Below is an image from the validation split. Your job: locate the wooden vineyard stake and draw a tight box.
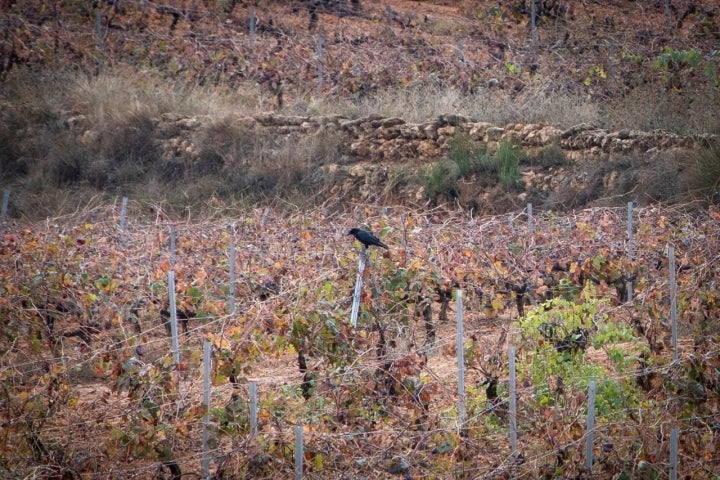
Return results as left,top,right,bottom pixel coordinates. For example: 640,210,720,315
249,381,258,439
585,380,597,469
228,243,236,315
169,225,176,268
668,246,678,361
350,253,366,328
168,271,180,366
294,425,304,480
119,196,128,247
526,203,534,237
670,427,679,480
508,346,517,455
201,341,212,479
0,189,9,226
456,290,466,427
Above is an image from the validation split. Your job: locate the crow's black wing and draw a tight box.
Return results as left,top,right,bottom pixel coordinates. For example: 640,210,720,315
349,228,389,249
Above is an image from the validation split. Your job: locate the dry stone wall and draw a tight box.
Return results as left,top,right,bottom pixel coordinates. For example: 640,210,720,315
155,112,714,163
143,113,718,208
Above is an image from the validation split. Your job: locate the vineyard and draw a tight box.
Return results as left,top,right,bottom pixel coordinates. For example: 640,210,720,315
1,198,719,479
2,0,720,477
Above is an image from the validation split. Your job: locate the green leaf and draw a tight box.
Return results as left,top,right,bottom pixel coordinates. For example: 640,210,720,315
592,255,604,270
186,285,202,302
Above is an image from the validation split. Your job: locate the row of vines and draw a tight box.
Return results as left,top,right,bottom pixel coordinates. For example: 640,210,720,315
3,1,719,99
0,200,718,478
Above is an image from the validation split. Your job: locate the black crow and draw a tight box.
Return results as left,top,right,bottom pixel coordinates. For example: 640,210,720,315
348,228,388,249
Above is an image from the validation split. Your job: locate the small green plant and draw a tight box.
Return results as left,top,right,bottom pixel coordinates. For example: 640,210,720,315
494,139,523,188
654,47,702,70
515,296,645,418
211,398,248,436
448,135,490,177
505,62,521,75
523,143,568,168
703,61,718,86
621,51,644,64
583,65,607,86
419,161,459,201
484,6,505,19
432,137,523,195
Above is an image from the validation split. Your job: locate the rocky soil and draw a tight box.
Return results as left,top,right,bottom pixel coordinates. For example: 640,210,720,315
67,108,717,211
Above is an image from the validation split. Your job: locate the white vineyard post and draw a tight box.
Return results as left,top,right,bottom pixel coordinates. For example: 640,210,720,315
508,346,517,455
316,35,324,94
669,427,679,480
249,381,258,439
627,203,634,256
119,196,128,247
585,380,597,469
170,225,176,269
168,271,181,366
95,5,104,53
201,341,212,480
249,10,256,50
626,280,633,305
0,189,9,226
350,253,366,327
456,290,466,427
530,0,537,46
261,207,270,227
526,203,534,236
626,202,634,302
228,243,236,315
294,425,304,480
668,246,678,361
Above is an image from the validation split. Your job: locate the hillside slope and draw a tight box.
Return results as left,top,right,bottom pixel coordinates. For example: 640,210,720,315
3,0,720,107
1,0,720,217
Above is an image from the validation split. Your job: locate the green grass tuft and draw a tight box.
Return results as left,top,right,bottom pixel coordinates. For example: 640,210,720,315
695,145,720,192
419,161,459,202
494,140,524,188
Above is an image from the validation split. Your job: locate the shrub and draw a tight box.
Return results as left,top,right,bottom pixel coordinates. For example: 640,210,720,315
523,143,568,168
101,113,161,169
654,47,703,70
195,119,257,174
421,137,524,202
694,145,720,193
298,127,346,165
448,134,489,177
0,128,28,180
515,296,645,418
38,113,162,190
419,161,459,202
46,138,95,187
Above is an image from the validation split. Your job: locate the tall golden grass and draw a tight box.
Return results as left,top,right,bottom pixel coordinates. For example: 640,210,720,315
1,66,718,220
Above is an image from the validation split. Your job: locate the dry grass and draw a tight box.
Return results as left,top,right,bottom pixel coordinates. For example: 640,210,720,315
2,65,718,219
67,67,272,123
0,66,274,129
605,83,720,134
291,81,604,128
4,65,715,133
